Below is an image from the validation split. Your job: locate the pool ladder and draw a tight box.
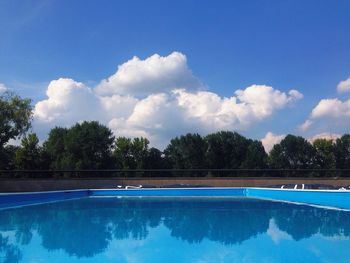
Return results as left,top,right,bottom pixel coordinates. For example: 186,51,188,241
280,184,305,190
117,185,143,189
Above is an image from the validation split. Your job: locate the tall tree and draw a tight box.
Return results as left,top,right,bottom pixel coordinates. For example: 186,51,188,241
130,137,149,169
42,127,68,170
114,137,165,170
241,140,268,169
269,135,315,170
205,131,251,169
0,92,32,169
144,147,165,169
164,133,207,169
114,137,135,169
15,133,41,170
0,92,32,147
334,134,350,169
0,145,18,170
43,122,114,170
312,139,336,169
64,121,115,169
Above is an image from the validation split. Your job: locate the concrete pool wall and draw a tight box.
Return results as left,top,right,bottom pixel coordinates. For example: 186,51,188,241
1,187,350,211
1,177,350,192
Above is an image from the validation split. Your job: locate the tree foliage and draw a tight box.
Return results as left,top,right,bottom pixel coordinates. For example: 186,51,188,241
114,137,166,170
241,140,268,169
114,137,149,169
42,122,115,170
42,127,68,170
144,147,165,169
0,92,32,169
114,137,134,169
205,131,249,169
0,145,18,170
334,135,350,169
164,133,207,169
313,139,336,169
0,92,32,148
204,131,268,170
269,135,315,169
15,133,41,170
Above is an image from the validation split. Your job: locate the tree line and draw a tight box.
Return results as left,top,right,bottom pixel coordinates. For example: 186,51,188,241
1,91,350,176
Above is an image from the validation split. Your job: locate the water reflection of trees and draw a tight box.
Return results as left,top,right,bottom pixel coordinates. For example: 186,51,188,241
0,234,22,263
0,198,350,260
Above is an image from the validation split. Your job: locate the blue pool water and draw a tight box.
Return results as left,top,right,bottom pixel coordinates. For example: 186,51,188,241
1,196,350,263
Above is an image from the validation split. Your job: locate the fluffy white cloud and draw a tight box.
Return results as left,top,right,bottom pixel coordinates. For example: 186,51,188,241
106,86,302,148
108,93,187,147
175,85,301,130
34,78,102,124
0,83,7,93
96,52,202,97
234,86,302,120
300,98,350,131
300,74,350,132
337,76,350,93
32,52,303,149
310,98,350,119
261,132,285,153
100,94,138,120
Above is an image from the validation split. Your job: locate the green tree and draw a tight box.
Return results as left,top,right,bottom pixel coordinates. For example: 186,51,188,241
114,137,162,170
0,92,32,147
114,137,135,169
0,145,18,170
0,92,32,169
15,133,41,170
43,122,114,170
334,134,350,169
42,127,68,170
130,137,150,169
63,121,115,169
241,140,268,169
164,133,207,169
145,147,165,169
312,139,336,169
205,131,251,169
269,135,315,171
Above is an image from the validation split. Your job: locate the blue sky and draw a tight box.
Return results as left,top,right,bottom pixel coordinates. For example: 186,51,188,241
1,0,350,149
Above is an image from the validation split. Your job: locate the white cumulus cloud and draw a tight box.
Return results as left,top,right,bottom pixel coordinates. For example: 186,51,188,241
100,94,138,120
311,98,350,119
337,76,350,93
234,85,302,120
175,85,301,131
96,52,202,97
106,86,302,148
32,52,303,149
300,98,350,132
300,75,350,133
34,78,102,123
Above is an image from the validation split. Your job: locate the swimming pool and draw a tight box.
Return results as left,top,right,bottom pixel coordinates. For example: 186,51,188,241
0,188,349,263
